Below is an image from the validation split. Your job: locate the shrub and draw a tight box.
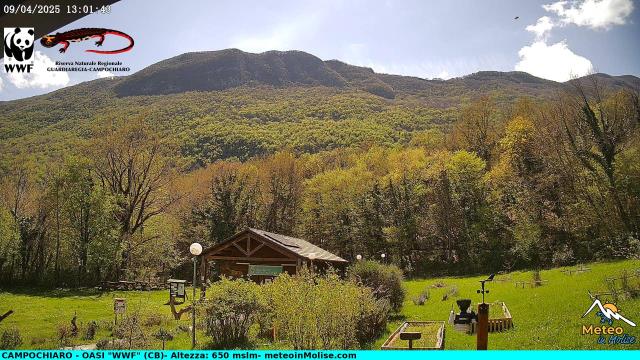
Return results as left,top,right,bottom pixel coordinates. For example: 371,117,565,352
57,324,73,347
348,260,406,312
96,339,126,350
201,278,263,349
412,289,430,305
143,313,166,327
356,296,390,345
264,269,389,349
441,286,458,301
95,339,110,350
0,327,22,350
83,321,98,340
153,328,174,350
113,313,148,349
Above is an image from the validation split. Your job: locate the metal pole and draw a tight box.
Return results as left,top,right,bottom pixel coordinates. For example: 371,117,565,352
192,256,197,348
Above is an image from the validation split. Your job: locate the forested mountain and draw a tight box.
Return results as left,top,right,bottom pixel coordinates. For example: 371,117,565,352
1,49,638,165
1,49,639,286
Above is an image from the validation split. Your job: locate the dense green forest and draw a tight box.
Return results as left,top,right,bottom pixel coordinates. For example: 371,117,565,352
0,50,639,286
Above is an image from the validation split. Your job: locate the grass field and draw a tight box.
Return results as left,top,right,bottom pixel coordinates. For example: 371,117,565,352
1,259,639,350
0,288,197,349
376,259,640,350
382,322,443,349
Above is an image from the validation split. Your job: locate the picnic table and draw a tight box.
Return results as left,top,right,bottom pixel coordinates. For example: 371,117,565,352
560,266,591,275
515,280,549,288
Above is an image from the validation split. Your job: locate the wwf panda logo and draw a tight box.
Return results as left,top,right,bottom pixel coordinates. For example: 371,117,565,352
4,27,35,63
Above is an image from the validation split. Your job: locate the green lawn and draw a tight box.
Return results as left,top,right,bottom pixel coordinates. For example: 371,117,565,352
376,259,640,350
1,259,639,350
0,288,198,349
383,323,442,349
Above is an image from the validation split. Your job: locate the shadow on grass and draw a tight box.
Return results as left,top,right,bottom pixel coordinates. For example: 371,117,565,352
388,313,407,322
0,286,108,298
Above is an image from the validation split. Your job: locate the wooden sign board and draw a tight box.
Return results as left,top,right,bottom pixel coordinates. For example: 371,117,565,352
400,332,422,341
114,298,126,314
168,279,187,300
248,265,283,276
170,282,185,298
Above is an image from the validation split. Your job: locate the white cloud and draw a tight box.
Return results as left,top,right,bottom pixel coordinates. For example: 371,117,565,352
6,51,69,89
96,70,115,79
515,40,593,82
543,0,634,29
526,16,555,40
515,0,632,81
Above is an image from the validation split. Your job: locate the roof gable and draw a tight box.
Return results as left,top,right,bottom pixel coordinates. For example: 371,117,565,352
247,228,347,263
202,228,348,263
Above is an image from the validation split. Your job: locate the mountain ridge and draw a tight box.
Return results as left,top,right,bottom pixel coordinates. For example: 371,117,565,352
109,48,639,100
2,48,638,105
1,48,639,166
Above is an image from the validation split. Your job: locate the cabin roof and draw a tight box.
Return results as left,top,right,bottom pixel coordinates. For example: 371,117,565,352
203,228,348,263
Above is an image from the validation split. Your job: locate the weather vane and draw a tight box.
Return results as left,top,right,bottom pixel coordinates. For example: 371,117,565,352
477,274,495,303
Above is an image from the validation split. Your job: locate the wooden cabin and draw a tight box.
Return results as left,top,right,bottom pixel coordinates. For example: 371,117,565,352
200,228,348,283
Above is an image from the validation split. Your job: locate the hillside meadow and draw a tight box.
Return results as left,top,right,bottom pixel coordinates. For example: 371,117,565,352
1,259,638,350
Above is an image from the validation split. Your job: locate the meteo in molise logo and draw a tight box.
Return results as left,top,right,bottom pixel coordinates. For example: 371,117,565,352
4,27,34,73
581,298,636,345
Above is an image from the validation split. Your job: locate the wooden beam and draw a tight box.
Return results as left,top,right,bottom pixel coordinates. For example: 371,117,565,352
209,256,297,262
233,242,249,255
247,243,265,256
206,234,250,257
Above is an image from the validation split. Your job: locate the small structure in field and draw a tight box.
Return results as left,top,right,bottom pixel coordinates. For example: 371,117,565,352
381,321,445,350
448,299,477,332
200,228,348,283
469,302,513,333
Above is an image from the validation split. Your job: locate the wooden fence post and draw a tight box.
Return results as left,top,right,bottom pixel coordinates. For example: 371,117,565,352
477,303,489,350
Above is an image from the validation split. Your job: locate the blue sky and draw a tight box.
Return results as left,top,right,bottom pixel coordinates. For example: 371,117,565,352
1,0,638,101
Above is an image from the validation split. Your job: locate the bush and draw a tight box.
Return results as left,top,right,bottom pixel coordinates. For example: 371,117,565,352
201,278,263,349
348,260,406,312
441,285,458,301
264,269,389,349
143,313,166,327
412,289,430,305
57,324,74,347
83,321,98,340
0,327,22,350
96,339,126,350
153,328,174,349
356,296,390,346
113,313,148,349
